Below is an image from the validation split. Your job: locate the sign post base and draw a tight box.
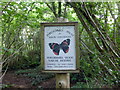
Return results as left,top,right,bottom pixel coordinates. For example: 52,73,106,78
56,73,70,88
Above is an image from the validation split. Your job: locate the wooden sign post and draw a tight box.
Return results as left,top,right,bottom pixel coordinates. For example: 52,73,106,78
56,73,70,88
41,22,79,88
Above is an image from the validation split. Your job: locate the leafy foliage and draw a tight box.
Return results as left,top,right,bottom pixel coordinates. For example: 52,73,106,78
15,68,54,86
1,1,120,88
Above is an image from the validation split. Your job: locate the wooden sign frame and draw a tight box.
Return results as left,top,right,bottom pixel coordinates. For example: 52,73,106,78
40,22,79,73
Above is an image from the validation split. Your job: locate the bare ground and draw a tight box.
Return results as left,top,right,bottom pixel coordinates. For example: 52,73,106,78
2,71,55,88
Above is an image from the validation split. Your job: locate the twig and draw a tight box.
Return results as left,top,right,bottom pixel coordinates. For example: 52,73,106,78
82,2,120,58
0,64,8,80
2,2,11,13
83,72,90,88
46,3,57,18
58,2,61,17
81,39,94,54
2,44,25,66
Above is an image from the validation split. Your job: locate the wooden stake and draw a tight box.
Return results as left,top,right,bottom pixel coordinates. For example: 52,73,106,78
56,73,70,88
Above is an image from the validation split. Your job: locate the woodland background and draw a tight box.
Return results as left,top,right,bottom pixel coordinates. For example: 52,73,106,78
1,1,120,88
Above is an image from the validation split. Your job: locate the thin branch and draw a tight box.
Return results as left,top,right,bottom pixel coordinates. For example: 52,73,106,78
46,3,57,18
58,2,61,17
52,2,57,16
64,3,67,18
82,3,120,58
91,14,120,55
104,8,108,31
27,2,36,14
69,2,104,54
107,4,117,24
2,44,25,68
98,58,113,76
81,39,94,54
83,72,90,88
2,2,11,13
2,38,15,59
107,3,120,45
0,64,8,80
2,2,36,60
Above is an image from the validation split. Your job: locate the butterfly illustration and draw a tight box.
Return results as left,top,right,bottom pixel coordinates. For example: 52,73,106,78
49,39,70,55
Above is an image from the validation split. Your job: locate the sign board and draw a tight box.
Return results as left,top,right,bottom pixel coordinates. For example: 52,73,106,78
41,22,79,73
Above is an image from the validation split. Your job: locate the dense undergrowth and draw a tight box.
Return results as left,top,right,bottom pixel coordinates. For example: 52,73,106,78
15,68,55,86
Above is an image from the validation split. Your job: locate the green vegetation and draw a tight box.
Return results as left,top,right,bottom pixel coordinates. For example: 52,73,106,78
1,84,15,88
15,68,54,86
1,1,120,88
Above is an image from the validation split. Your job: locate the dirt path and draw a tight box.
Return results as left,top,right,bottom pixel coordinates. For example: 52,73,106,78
39,78,55,88
2,71,32,88
2,71,55,88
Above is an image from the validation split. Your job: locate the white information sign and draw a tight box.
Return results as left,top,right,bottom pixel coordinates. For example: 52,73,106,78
44,26,76,70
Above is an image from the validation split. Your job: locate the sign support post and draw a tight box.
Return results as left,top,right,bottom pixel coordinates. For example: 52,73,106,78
56,73,70,88
56,18,70,88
